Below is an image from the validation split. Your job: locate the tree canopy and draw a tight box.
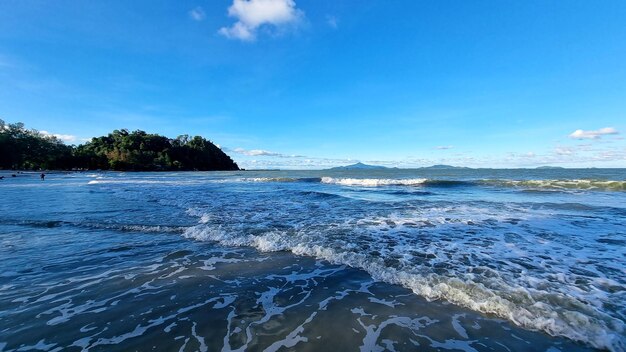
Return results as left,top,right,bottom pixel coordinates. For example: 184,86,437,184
0,120,239,171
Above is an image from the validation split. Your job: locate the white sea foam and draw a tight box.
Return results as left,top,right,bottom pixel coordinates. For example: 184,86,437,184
74,170,626,350
86,177,237,186
80,223,186,233
87,179,202,185
321,177,428,187
182,216,626,351
242,177,300,183
481,179,626,191
86,174,626,192
320,177,626,191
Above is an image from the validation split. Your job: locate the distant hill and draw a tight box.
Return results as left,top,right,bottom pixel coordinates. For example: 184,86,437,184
0,120,239,171
535,166,565,169
328,162,388,170
421,164,470,170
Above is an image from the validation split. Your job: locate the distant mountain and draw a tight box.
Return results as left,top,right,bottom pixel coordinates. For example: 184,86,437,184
535,166,565,169
421,164,470,170
328,162,388,170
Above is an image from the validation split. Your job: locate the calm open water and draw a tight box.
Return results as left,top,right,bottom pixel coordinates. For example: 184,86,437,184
1,169,624,351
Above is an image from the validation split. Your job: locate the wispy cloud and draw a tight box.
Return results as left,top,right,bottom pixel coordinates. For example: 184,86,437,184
0,56,13,69
236,156,356,170
233,147,281,156
569,127,618,140
218,0,304,41
435,145,453,150
0,53,23,70
40,130,77,143
189,6,206,21
231,146,626,169
325,15,338,29
554,146,573,156
511,151,536,158
231,147,304,158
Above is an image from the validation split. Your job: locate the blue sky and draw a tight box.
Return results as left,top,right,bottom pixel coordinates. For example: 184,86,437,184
1,0,625,169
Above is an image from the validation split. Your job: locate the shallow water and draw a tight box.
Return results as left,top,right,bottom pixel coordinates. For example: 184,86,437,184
0,169,624,351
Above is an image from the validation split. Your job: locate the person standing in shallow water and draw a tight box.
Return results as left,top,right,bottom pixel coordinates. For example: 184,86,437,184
40,173,45,181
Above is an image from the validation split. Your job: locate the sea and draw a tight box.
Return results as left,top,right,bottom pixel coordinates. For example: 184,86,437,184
0,168,624,352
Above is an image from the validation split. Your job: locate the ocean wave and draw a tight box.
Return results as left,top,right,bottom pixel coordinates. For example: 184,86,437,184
0,218,186,234
240,176,626,191
83,223,186,233
182,224,624,351
88,180,181,185
242,177,299,183
87,175,625,192
480,179,626,191
321,177,626,191
0,219,67,228
87,177,241,186
85,171,626,350
242,177,321,183
321,177,429,186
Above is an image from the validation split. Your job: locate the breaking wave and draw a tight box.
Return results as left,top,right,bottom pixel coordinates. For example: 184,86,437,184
0,218,186,234
82,170,626,350
182,224,624,351
242,177,321,183
320,177,429,186
238,177,626,191
87,175,625,191
480,179,626,191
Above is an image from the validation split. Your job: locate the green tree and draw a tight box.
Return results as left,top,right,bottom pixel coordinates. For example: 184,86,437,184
0,121,239,171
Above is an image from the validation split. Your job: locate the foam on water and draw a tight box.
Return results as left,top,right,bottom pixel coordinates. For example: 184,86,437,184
321,177,626,191
84,172,626,193
242,177,302,183
87,179,203,185
321,177,429,186
0,218,187,234
175,194,626,351
480,179,626,191
236,175,626,192
13,170,623,351
181,220,624,351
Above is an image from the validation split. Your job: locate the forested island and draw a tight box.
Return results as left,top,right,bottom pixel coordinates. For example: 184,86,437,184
0,120,239,171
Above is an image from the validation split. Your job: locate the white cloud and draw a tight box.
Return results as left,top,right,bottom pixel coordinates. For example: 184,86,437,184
40,130,76,143
236,156,355,170
233,147,281,156
219,0,303,41
231,147,306,158
554,147,573,156
569,127,619,140
435,145,453,150
189,7,206,21
220,22,255,41
231,146,626,169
